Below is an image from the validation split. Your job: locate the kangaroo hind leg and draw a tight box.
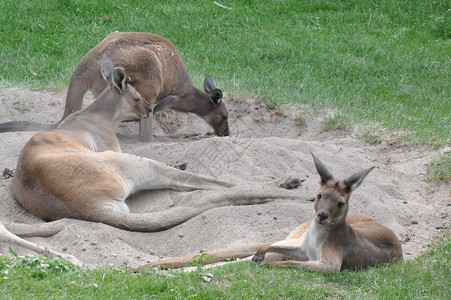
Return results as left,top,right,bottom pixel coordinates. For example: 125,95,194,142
0,221,82,265
104,151,235,194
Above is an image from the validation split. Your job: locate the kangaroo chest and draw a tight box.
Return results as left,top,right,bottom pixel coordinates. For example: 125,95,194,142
303,223,328,261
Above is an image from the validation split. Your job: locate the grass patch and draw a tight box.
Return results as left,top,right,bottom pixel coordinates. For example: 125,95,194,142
428,152,451,182
322,114,352,132
1,236,449,299
296,114,306,126
0,0,449,146
361,131,383,145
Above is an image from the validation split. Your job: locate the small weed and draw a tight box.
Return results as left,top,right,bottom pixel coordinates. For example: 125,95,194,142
188,253,211,267
296,114,306,126
427,152,451,182
362,132,382,145
322,114,350,132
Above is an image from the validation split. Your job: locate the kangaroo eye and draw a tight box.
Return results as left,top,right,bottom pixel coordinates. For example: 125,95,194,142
338,202,344,208
317,194,322,200
222,115,227,121
134,98,140,102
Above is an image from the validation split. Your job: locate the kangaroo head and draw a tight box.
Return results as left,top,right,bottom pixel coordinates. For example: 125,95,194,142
202,74,229,136
101,54,151,120
311,153,375,226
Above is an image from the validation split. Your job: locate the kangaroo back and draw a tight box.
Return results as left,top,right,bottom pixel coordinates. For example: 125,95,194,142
0,32,230,139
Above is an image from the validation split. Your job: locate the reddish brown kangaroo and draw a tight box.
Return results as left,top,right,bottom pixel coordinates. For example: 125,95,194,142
0,32,229,141
141,153,403,273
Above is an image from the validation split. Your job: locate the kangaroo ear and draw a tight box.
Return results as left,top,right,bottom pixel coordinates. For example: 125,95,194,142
112,67,127,92
311,153,334,184
203,74,217,93
343,166,375,191
101,54,115,81
210,89,223,105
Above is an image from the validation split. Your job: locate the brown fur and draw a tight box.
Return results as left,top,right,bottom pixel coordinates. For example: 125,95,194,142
5,57,296,265
141,154,403,273
0,32,229,140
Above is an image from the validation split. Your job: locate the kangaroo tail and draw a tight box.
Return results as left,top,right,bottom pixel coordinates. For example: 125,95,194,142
0,121,58,132
136,242,274,270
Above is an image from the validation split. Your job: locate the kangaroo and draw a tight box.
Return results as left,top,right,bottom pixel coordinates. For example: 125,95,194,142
10,54,295,238
140,153,403,273
0,32,229,141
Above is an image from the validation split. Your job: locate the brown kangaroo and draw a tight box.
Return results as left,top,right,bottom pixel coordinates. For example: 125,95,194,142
0,32,229,141
8,54,295,246
140,153,403,273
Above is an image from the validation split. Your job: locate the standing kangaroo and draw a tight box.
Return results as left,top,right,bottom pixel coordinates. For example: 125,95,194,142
140,154,403,273
0,32,229,141
9,55,295,237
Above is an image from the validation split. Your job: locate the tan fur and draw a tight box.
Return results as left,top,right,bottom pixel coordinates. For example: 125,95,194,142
0,32,229,140
3,56,295,264
142,154,403,273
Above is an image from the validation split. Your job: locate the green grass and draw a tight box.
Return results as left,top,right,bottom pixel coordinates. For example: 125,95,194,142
428,152,451,182
0,0,449,146
1,236,450,299
0,0,450,297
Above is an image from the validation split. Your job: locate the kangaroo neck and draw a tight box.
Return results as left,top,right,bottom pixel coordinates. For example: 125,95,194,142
85,87,121,122
56,87,122,152
309,217,348,244
172,87,208,115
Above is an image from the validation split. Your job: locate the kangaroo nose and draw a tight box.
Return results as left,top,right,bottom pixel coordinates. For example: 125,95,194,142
317,212,329,223
222,128,230,136
216,127,230,137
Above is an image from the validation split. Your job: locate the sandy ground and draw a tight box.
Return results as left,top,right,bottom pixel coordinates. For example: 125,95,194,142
0,86,449,269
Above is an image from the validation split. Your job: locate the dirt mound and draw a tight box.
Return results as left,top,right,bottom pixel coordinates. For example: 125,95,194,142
0,86,449,268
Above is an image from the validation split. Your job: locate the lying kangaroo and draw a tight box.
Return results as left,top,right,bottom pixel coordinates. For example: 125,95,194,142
0,32,229,141
140,154,403,273
10,54,294,238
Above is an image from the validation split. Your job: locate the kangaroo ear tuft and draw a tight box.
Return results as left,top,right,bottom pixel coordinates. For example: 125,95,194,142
311,153,334,184
112,67,127,92
204,74,217,93
101,54,115,81
210,89,223,105
343,166,375,191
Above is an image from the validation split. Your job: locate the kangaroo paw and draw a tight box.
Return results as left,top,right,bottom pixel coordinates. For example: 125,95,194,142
252,248,267,263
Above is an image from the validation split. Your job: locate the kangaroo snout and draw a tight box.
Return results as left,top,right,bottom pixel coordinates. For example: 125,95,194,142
317,212,329,224
217,127,230,137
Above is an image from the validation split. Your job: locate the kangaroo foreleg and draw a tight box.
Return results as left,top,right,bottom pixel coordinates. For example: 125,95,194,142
258,246,343,273
252,237,308,263
139,116,153,142
0,222,82,266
